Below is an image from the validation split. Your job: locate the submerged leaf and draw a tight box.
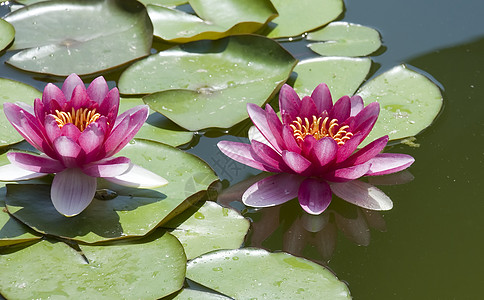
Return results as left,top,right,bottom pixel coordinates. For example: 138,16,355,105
4,0,153,76
187,248,351,299
357,65,443,145
307,22,382,57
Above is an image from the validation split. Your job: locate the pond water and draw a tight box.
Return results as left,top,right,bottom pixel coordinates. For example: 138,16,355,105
1,0,483,299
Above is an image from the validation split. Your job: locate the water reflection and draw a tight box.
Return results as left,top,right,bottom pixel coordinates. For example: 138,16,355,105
217,170,413,265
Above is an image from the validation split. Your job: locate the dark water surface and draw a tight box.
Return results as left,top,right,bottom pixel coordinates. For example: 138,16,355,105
1,0,484,299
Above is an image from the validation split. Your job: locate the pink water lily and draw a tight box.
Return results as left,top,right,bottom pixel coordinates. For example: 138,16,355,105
218,83,414,215
0,74,167,217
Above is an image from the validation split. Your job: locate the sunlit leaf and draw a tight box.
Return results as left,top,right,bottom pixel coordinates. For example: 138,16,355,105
265,0,343,38
357,65,443,145
163,201,249,259
0,199,41,247
120,35,296,130
148,0,277,43
0,231,186,299
0,19,14,52
172,288,232,299
120,97,194,147
4,139,218,243
139,0,187,7
0,78,42,147
187,248,351,299
4,0,153,76
292,57,372,101
307,22,381,57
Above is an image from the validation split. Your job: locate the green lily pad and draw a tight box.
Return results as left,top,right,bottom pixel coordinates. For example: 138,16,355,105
4,0,153,76
119,35,296,130
163,201,249,259
356,65,443,145
4,139,218,243
0,78,42,147
0,199,41,247
148,0,277,43
266,0,343,38
307,22,382,57
292,57,372,101
120,97,194,147
0,19,14,52
139,0,188,7
172,288,232,299
187,248,351,299
0,230,186,299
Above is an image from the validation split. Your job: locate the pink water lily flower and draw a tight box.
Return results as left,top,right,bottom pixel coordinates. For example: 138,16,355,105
218,83,414,215
0,74,167,217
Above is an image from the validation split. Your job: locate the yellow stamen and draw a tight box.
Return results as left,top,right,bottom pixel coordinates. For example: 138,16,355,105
289,115,353,146
52,107,101,131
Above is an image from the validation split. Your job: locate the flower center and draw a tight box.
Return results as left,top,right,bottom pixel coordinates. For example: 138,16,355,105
53,107,101,131
290,116,353,146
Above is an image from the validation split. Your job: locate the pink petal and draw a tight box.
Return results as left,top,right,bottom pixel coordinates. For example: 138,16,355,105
34,98,46,123
53,136,82,167
298,96,318,120
82,156,131,177
60,123,81,141
62,73,85,101
298,178,332,215
279,84,301,122
329,95,351,122
69,85,89,110
344,135,389,166
310,137,337,168
247,103,282,153
250,140,287,172
349,95,364,116
44,115,62,144
349,101,380,131
218,141,276,172
242,173,304,207
301,135,316,158
87,76,109,104
264,104,285,153
248,126,273,149
104,163,168,188
336,116,378,163
51,168,97,216
282,125,301,154
365,153,415,176
324,162,371,182
282,150,312,174
0,163,48,181
330,180,393,210
104,105,148,156
7,152,65,173
42,83,66,108
78,122,106,162
99,88,120,122
310,83,333,113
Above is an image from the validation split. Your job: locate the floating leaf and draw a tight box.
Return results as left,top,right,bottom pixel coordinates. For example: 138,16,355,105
172,288,232,299
0,19,14,52
0,231,186,299
4,0,153,76
120,97,194,146
4,139,218,243
307,22,381,57
119,35,296,130
187,248,351,299
266,0,343,38
139,0,188,7
292,57,372,100
357,65,443,145
0,199,41,247
163,201,249,259
148,0,277,43
0,78,42,147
